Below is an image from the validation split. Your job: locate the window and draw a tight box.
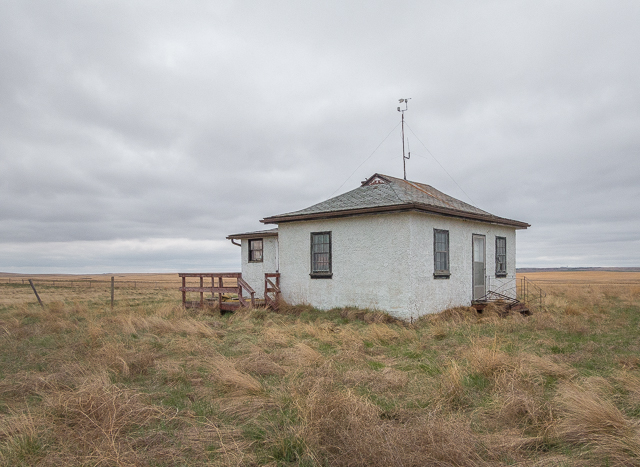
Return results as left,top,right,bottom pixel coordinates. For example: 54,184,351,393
310,232,332,278
495,236,507,277
248,239,263,262
434,229,450,278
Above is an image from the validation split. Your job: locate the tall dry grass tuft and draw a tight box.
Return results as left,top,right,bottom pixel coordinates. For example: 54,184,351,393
466,343,514,378
299,381,484,466
521,354,577,381
274,342,323,368
0,410,48,466
180,420,257,466
364,323,401,345
339,307,400,324
336,326,366,353
235,351,286,377
615,372,640,406
555,381,640,463
300,321,340,345
489,369,554,437
274,302,315,316
342,367,409,392
418,306,479,326
261,325,291,347
436,359,468,408
43,373,168,466
112,314,217,338
482,301,510,318
205,357,263,394
97,341,157,378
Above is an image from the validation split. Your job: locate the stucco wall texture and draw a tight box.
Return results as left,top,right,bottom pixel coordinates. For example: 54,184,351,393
240,236,278,295
241,212,517,319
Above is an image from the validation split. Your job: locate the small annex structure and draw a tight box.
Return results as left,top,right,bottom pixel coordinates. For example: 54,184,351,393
225,173,530,319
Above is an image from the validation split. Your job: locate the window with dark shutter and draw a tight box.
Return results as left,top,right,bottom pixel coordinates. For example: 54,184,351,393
310,232,332,278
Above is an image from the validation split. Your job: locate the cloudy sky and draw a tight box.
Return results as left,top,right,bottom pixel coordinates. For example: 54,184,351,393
1,0,639,273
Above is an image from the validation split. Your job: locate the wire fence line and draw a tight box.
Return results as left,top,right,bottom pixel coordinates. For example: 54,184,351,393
0,277,180,289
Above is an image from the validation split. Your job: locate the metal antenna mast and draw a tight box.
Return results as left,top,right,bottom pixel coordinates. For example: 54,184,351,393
397,98,411,180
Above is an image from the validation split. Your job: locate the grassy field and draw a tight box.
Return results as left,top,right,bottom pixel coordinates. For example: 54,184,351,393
0,272,639,466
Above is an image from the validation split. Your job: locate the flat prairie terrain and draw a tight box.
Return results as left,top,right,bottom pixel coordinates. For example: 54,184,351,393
0,271,639,466
519,270,640,285
0,273,235,307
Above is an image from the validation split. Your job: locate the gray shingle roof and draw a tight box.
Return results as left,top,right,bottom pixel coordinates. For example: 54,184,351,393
261,173,529,228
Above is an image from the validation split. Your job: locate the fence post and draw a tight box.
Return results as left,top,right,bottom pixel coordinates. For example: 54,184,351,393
181,276,186,306
200,276,204,307
28,279,45,309
111,276,115,309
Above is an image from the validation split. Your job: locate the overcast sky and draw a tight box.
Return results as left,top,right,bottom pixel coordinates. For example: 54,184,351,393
1,0,639,273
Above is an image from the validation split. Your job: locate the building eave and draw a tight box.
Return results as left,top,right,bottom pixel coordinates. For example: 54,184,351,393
261,204,530,229
226,228,279,240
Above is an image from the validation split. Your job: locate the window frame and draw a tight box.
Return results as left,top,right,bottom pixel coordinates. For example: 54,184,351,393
433,229,450,279
310,231,332,279
495,236,507,278
248,238,264,263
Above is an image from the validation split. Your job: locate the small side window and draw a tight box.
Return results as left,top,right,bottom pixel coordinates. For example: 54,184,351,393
495,236,507,277
248,239,263,263
434,229,450,278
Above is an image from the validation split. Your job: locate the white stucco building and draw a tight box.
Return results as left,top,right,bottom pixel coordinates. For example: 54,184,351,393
227,173,529,319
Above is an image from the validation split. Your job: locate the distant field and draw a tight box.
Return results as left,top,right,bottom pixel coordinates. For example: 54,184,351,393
0,272,247,307
0,273,238,307
518,270,640,285
2,270,639,308
0,272,181,285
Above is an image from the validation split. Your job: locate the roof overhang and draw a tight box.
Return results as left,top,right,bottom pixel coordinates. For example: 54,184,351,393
226,228,279,240
261,204,529,229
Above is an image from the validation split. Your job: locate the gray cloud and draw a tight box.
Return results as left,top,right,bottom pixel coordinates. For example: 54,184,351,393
1,0,639,272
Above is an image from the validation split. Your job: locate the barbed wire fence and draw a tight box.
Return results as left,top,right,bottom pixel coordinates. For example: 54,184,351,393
0,276,236,309
0,277,180,289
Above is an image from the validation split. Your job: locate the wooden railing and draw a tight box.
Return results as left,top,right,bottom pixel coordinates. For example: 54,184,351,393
179,273,255,310
236,276,257,308
264,273,281,309
179,272,281,312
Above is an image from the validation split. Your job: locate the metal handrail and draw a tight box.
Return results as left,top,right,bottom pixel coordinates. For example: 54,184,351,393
517,275,546,310
484,275,546,310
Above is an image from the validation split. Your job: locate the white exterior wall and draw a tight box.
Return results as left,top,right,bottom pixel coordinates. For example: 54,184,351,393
406,212,517,319
278,213,413,315
240,236,278,294
277,212,517,319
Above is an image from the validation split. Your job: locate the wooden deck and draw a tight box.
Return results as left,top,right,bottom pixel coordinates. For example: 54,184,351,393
179,272,280,312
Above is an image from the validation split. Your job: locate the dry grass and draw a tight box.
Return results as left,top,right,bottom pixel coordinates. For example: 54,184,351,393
556,381,640,464
299,381,484,466
1,271,639,465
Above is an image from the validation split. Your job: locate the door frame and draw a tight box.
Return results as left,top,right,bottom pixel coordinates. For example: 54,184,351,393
472,234,486,300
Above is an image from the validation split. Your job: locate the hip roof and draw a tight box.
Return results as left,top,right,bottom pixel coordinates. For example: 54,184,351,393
261,173,529,229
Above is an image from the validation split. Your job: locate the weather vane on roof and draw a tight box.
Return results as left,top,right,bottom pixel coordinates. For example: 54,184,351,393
397,98,411,180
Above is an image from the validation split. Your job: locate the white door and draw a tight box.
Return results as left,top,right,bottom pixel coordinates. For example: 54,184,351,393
472,235,486,300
